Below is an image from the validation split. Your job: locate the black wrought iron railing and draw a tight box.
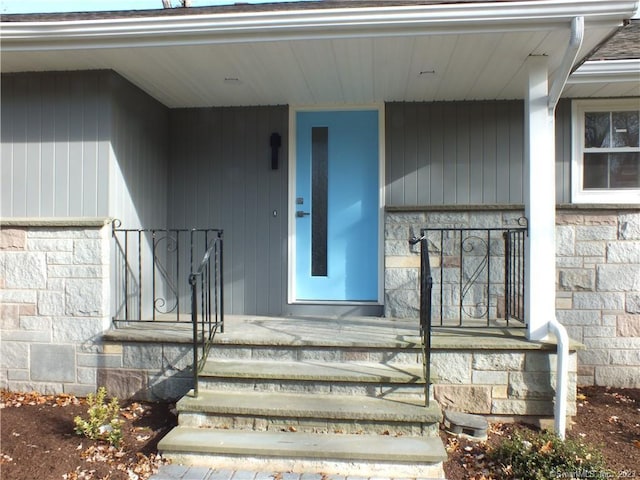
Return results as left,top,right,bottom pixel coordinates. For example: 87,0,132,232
112,222,222,324
409,234,433,407
504,227,526,323
190,233,224,397
416,223,528,329
409,222,527,406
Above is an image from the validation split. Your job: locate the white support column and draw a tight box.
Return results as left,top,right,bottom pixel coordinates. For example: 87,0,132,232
524,55,556,341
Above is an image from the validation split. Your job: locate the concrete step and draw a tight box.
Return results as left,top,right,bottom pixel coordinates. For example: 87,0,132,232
202,359,424,382
158,427,447,477
199,359,428,396
177,389,441,435
207,343,423,364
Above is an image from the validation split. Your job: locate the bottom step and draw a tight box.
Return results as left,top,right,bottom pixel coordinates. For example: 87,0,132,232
159,427,446,477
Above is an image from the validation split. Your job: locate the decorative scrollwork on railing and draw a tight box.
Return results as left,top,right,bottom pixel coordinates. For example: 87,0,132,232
152,233,180,316
460,234,490,319
112,226,223,326
421,224,527,328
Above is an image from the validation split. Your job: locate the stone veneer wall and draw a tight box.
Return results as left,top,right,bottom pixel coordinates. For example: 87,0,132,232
0,220,194,401
97,339,194,402
432,349,578,419
555,209,640,388
385,206,640,389
0,220,112,396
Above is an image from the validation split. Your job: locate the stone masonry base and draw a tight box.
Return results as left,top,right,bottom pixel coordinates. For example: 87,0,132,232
432,348,578,422
1,219,112,397
385,206,640,389
2,208,637,404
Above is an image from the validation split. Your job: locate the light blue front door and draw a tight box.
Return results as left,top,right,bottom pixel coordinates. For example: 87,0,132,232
295,110,379,302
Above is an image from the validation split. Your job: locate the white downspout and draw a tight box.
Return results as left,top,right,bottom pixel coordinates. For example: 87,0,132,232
548,16,584,112
546,16,583,440
548,317,570,439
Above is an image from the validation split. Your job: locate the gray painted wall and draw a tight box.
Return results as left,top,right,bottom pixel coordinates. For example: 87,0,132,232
0,70,170,224
107,73,171,320
555,99,572,204
385,100,572,206
168,106,289,316
1,71,111,217
1,70,577,317
108,72,170,228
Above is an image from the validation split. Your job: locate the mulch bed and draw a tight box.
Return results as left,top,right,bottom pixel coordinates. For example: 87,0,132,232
443,386,640,480
1,386,639,479
0,391,176,479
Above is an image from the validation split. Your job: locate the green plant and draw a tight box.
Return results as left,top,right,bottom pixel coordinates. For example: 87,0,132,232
73,387,123,447
490,428,611,480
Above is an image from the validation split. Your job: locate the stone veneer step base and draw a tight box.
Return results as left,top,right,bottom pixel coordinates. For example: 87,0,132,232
177,389,441,435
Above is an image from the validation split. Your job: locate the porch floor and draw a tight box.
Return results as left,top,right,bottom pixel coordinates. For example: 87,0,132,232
104,314,570,351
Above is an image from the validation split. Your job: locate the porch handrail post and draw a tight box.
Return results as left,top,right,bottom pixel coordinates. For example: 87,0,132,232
421,235,433,408
218,231,224,334
190,272,199,397
189,231,224,399
138,230,142,321
504,231,511,324
410,232,432,407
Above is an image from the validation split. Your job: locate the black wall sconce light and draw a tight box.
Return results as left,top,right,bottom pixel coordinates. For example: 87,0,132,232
270,132,282,170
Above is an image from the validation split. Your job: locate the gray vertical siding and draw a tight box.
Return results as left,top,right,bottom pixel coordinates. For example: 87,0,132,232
168,106,289,316
108,73,169,228
106,73,170,321
385,101,572,206
555,99,572,204
1,71,111,217
1,69,577,319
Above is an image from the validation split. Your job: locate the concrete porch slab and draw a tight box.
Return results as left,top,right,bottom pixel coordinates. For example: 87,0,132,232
103,314,583,351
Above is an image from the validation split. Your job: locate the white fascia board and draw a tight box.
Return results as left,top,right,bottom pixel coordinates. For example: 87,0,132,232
568,59,640,83
1,0,638,51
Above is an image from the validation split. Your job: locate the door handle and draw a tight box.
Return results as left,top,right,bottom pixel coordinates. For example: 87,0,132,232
296,211,310,218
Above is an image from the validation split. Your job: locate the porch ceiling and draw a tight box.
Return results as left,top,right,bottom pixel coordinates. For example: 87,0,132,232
1,1,637,107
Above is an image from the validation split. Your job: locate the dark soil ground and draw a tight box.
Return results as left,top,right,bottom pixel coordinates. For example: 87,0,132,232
0,391,175,479
1,386,639,480
442,386,640,480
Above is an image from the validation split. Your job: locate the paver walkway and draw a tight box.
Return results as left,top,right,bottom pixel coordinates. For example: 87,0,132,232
150,465,442,480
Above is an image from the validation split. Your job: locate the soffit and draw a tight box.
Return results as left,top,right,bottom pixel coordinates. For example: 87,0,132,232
1,2,636,107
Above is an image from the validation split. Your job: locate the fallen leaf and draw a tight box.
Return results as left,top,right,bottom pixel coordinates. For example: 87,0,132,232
539,440,553,454
446,438,460,453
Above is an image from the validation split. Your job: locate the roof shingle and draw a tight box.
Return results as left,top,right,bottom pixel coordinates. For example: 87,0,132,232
589,20,640,60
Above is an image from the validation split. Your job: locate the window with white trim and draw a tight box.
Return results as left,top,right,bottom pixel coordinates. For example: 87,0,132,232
572,99,640,204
